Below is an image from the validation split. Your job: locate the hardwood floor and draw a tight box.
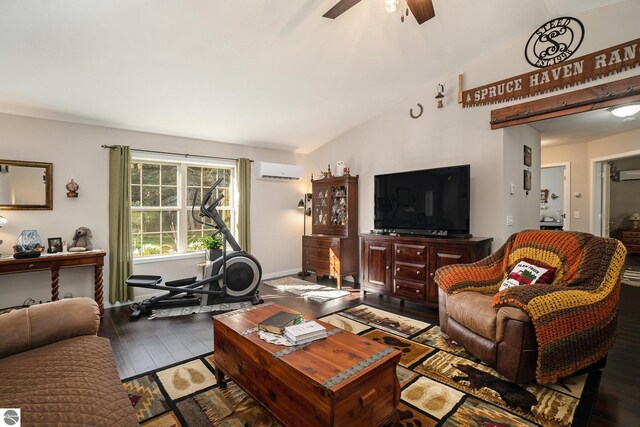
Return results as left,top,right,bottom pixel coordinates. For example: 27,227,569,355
100,269,640,426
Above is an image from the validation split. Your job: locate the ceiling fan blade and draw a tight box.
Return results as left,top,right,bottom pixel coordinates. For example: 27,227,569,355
407,0,436,25
323,0,363,19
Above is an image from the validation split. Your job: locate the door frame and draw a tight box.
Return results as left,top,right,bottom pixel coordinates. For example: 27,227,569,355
590,148,640,236
541,162,571,230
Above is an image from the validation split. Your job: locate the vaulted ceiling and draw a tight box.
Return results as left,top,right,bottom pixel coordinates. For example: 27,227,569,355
0,0,627,153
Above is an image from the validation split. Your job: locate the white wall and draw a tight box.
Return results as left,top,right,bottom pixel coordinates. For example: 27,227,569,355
304,90,506,244
540,167,565,222
503,125,541,239
0,113,305,308
305,1,639,247
610,155,640,235
542,127,640,233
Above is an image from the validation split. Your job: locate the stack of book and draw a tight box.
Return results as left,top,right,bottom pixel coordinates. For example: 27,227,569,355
258,311,303,334
284,321,327,345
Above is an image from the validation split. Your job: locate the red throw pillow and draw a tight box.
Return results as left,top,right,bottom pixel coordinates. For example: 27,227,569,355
522,258,557,284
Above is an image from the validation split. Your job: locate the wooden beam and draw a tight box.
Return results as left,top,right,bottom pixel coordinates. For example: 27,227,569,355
490,74,640,129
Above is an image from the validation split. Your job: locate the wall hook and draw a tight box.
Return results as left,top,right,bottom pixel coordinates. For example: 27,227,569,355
410,103,423,119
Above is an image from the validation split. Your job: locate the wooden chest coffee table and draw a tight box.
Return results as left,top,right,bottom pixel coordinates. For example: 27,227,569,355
212,303,401,426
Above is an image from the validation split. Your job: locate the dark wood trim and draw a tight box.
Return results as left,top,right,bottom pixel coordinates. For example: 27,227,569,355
490,74,640,129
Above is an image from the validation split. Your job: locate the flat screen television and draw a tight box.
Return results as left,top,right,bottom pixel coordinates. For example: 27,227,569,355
374,165,470,237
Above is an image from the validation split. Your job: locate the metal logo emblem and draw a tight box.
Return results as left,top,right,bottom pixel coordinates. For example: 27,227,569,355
525,17,584,68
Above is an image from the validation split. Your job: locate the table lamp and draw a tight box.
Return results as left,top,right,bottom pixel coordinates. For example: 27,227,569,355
629,213,640,229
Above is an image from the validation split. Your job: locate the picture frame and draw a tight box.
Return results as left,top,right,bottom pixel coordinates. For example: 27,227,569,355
47,237,63,253
524,145,532,167
540,189,549,203
524,170,532,191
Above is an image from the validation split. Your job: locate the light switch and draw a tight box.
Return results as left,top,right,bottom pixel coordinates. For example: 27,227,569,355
506,215,514,226
573,211,581,219
510,183,515,195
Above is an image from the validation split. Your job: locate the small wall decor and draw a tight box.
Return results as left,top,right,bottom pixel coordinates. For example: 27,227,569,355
47,237,63,253
523,145,532,167
66,179,79,198
525,17,584,68
524,170,532,193
435,84,445,108
410,103,423,119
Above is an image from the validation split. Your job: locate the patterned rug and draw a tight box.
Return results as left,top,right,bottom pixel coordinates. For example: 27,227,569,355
122,353,281,426
122,305,599,426
149,301,254,319
262,276,351,302
622,267,640,287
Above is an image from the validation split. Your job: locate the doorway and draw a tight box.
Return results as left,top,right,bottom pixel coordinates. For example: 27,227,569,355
540,163,570,230
591,151,640,237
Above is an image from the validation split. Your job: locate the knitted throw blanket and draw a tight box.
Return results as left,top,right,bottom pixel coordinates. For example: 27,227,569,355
435,230,627,383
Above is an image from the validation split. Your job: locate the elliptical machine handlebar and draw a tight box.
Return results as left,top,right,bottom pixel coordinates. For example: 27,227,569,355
191,178,224,227
201,177,224,208
190,177,242,253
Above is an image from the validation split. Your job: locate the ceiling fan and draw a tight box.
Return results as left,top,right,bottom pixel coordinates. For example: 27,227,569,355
323,0,435,25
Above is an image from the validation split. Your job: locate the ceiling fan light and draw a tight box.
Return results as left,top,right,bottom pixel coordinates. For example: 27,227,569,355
610,104,640,118
384,0,399,13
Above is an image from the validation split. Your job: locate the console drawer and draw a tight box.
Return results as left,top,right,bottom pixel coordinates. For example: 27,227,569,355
393,279,426,301
620,230,640,238
304,246,331,259
304,257,332,274
394,261,426,281
394,243,427,263
622,238,640,246
303,236,339,249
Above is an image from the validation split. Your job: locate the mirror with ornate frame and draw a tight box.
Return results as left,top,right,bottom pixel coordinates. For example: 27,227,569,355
0,159,53,210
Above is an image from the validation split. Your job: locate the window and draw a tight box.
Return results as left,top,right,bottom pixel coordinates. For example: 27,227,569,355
130,157,236,258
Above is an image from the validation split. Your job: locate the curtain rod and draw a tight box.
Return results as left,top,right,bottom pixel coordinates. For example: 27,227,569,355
100,145,253,162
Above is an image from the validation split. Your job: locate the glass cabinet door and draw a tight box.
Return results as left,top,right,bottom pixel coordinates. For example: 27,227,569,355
313,185,329,226
310,176,356,236
330,185,347,226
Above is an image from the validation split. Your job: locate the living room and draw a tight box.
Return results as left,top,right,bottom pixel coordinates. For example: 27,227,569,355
1,1,639,426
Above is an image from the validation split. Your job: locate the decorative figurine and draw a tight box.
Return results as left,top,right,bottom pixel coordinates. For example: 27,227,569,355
66,179,79,198
68,226,93,251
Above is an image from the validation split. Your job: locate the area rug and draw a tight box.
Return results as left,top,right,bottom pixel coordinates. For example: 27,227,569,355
622,267,640,287
320,307,599,427
149,301,253,319
262,276,351,302
122,353,281,426
122,306,599,426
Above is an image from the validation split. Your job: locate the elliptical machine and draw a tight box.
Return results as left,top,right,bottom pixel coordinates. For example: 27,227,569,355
127,178,263,320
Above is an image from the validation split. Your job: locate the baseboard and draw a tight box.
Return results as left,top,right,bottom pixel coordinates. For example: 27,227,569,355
104,267,304,309
262,268,300,280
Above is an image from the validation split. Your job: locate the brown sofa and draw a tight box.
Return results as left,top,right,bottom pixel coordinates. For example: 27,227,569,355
0,298,138,426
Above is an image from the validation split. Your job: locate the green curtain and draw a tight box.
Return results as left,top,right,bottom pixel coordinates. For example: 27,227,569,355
108,146,134,303
237,158,251,252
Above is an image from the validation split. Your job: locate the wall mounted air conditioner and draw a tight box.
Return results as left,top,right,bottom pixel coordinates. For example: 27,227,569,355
616,169,640,182
257,162,303,181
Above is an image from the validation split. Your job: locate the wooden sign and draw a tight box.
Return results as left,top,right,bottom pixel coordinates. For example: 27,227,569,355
462,38,640,108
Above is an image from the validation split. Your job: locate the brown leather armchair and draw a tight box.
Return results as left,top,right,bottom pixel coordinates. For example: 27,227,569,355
436,230,626,384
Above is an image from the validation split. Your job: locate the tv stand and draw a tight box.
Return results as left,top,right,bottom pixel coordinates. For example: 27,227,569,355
360,234,492,308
